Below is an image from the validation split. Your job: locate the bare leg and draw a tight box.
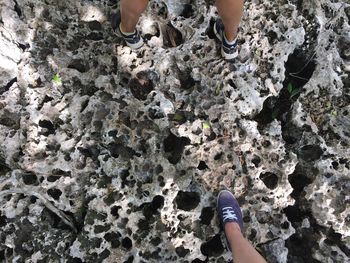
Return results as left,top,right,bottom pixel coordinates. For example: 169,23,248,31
120,0,149,33
225,223,267,263
215,0,244,41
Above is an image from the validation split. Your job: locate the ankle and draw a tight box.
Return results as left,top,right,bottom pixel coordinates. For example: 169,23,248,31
120,22,135,35
224,222,242,236
224,32,237,43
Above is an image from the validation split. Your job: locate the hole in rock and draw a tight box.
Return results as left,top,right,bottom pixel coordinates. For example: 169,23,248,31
206,18,216,39
128,71,154,100
0,214,7,227
175,191,200,211
38,119,55,135
200,234,224,257
161,22,183,48
282,121,304,144
197,161,208,170
288,172,312,199
41,208,72,231
176,246,190,257
67,257,83,263
178,69,196,90
47,188,62,200
14,0,22,17
283,204,307,224
254,47,316,130
22,173,38,185
259,172,278,189
2,77,17,94
200,207,214,225
68,59,89,73
325,228,350,257
151,195,164,211
121,237,132,250
297,145,323,162
285,232,322,263
108,142,136,160
180,4,194,18
163,132,190,164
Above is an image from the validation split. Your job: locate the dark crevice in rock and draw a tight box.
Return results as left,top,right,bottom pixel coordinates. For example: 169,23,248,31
200,207,214,225
200,234,224,257
2,77,17,94
324,228,350,257
297,145,323,162
197,161,209,170
175,191,200,211
288,171,312,199
259,172,278,189
128,71,155,100
180,4,194,18
254,47,316,130
68,59,89,73
107,142,136,159
13,0,22,18
47,188,62,200
161,22,183,48
121,237,132,250
176,246,190,257
164,132,190,164
38,119,55,136
22,172,38,185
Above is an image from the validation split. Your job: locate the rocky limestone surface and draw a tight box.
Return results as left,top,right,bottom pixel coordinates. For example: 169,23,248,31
0,0,349,262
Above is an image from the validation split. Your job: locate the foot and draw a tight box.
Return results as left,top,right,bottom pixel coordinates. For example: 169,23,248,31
213,19,238,60
111,13,144,49
217,190,244,251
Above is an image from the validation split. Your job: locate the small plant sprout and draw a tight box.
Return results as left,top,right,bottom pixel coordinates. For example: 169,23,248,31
173,114,184,121
202,122,210,129
287,82,301,99
271,109,279,119
52,74,62,85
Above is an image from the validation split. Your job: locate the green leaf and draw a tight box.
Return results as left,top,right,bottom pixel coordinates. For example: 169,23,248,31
52,74,62,85
202,122,210,129
215,85,221,96
290,89,301,99
173,114,184,121
331,110,337,116
271,109,279,119
287,83,293,94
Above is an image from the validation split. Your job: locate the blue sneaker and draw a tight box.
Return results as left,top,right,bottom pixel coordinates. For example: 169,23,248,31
213,19,238,60
111,13,144,49
217,190,244,251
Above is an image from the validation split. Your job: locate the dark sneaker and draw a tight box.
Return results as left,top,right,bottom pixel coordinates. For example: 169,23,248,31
213,19,238,60
217,190,244,251
111,13,144,49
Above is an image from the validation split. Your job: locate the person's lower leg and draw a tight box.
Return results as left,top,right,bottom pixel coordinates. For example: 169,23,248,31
215,0,244,42
120,0,149,33
225,223,267,263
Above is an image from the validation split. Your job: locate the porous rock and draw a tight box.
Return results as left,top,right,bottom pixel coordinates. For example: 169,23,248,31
0,0,349,262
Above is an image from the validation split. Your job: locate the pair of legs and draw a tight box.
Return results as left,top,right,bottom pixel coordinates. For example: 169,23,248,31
217,190,267,263
120,0,244,42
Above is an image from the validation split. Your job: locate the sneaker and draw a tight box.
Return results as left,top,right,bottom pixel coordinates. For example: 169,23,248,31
111,13,144,49
213,19,238,60
217,190,244,251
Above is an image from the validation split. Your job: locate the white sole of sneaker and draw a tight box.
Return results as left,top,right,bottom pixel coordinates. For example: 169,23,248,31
126,38,144,49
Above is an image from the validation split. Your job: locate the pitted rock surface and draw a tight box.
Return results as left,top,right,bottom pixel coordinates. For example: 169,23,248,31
0,0,349,262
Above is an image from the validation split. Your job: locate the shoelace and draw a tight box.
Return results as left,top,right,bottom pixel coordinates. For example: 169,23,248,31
222,207,238,222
